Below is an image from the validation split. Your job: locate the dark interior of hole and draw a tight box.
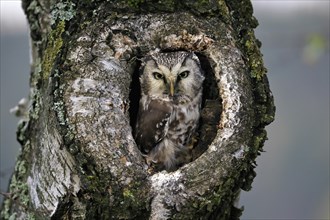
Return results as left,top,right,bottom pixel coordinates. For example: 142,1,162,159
128,52,222,160
129,58,142,136
194,53,222,159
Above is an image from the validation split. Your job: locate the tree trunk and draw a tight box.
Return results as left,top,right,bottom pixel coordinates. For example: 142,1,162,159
1,0,275,219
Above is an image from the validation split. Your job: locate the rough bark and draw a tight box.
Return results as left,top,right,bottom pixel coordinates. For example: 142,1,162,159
1,0,275,219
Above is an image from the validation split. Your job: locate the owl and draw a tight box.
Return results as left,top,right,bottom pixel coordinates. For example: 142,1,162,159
134,51,205,171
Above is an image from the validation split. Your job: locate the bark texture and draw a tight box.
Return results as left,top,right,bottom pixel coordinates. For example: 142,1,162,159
1,0,275,219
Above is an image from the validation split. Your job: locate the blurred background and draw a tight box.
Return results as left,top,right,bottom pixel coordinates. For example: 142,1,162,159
0,0,329,219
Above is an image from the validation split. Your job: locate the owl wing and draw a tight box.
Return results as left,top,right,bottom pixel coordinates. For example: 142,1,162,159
135,99,172,154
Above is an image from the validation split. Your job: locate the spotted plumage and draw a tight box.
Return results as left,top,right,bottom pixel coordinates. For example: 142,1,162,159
135,51,204,171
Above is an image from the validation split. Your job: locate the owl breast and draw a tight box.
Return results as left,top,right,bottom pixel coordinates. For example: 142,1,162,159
168,100,200,149
135,93,202,171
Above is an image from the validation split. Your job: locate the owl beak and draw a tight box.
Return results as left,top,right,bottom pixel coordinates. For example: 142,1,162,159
169,80,175,96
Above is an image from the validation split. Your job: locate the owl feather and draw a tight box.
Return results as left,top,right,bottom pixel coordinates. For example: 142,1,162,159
135,51,204,171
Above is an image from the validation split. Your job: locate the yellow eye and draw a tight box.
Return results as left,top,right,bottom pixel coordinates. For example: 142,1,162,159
153,72,164,80
179,71,190,79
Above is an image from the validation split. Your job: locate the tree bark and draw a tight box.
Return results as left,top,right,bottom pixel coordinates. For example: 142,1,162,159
1,0,275,219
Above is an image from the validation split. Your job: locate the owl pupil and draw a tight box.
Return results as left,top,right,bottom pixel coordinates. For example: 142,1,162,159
153,72,163,80
179,71,190,79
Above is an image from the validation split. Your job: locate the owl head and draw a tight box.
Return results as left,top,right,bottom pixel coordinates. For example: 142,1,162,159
140,51,204,101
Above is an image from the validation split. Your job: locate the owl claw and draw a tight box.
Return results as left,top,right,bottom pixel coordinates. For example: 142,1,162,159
188,136,198,149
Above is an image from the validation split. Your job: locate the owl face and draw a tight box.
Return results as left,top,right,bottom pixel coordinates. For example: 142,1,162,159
140,52,204,101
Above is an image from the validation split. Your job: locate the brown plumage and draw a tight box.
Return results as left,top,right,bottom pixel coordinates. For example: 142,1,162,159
135,51,204,171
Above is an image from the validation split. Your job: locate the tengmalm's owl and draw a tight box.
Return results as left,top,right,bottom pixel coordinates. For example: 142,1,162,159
135,51,204,171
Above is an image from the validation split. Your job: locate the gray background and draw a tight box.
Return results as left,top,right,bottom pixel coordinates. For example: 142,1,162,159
1,0,329,219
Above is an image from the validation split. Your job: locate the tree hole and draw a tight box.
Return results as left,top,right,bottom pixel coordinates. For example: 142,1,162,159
193,53,222,160
128,52,222,167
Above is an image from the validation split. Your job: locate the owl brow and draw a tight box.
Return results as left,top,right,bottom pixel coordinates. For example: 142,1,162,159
139,56,154,76
181,53,193,66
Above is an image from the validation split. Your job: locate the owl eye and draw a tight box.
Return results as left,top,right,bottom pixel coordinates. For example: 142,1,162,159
179,71,190,79
153,72,164,80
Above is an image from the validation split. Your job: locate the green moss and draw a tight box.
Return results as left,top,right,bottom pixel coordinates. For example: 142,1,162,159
123,188,136,202
217,0,231,24
256,103,275,125
127,0,145,8
76,169,149,219
261,111,275,125
253,130,267,149
243,30,267,81
41,21,65,80
177,170,242,219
